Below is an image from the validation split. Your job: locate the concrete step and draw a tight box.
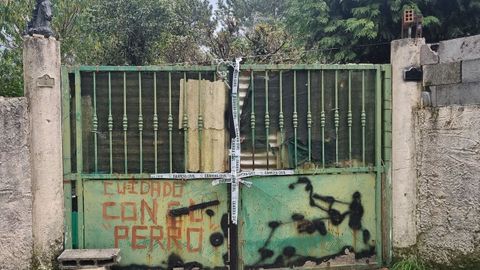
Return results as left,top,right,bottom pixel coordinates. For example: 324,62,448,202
58,249,120,270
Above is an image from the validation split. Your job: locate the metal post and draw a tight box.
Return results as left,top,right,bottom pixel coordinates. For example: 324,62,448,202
108,72,113,173
153,72,158,173
138,72,144,173
250,71,256,170
265,70,270,170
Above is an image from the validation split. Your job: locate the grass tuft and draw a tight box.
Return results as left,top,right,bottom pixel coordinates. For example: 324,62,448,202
391,256,427,270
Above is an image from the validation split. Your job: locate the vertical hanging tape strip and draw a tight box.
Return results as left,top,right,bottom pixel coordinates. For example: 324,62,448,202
230,58,242,224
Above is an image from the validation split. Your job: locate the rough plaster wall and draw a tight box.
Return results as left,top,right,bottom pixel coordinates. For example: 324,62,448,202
23,36,64,268
391,38,424,249
0,97,33,270
416,106,480,267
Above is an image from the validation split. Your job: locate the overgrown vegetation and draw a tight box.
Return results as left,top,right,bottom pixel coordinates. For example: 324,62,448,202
391,256,428,270
1,0,480,96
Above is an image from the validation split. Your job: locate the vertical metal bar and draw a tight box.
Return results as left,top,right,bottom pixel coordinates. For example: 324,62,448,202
123,73,128,173
168,72,173,173
74,69,84,248
250,71,256,170
375,67,383,265
198,72,203,170
348,70,353,163
361,71,366,166
108,72,113,173
61,67,72,249
382,65,393,265
92,73,98,173
183,72,189,173
138,73,144,173
63,179,73,249
265,70,270,170
321,71,326,168
307,70,312,163
153,73,158,173
279,71,284,169
293,70,298,167
334,70,339,164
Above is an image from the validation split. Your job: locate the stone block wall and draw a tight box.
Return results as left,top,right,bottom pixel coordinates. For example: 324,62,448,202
420,35,480,106
0,97,33,269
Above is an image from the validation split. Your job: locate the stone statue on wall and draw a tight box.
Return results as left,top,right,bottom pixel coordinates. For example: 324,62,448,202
25,0,55,38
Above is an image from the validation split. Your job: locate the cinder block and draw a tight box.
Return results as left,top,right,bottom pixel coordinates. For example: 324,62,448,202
420,44,439,65
462,58,480,83
434,82,480,106
423,62,461,86
438,34,480,63
57,249,120,269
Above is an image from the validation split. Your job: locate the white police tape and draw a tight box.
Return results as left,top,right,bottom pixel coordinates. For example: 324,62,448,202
237,170,295,178
230,58,242,224
211,178,253,187
150,173,231,180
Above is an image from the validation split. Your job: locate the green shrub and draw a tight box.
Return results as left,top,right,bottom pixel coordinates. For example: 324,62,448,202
0,50,23,97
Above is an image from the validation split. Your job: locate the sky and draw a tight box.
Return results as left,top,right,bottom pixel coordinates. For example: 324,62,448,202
208,0,221,32
209,0,218,12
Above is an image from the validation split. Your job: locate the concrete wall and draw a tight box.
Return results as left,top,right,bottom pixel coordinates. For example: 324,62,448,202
0,97,33,270
416,106,480,268
0,35,63,270
392,34,480,268
23,35,64,269
391,38,424,249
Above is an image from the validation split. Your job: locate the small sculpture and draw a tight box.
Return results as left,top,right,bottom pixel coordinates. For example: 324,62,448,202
25,0,55,38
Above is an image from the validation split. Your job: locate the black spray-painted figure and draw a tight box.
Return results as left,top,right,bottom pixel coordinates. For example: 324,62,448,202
247,177,375,269
25,0,55,38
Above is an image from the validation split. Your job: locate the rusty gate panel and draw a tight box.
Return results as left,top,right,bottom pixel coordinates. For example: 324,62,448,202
239,174,377,269
83,179,229,269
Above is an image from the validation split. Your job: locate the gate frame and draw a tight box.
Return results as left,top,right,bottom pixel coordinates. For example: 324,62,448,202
61,64,392,268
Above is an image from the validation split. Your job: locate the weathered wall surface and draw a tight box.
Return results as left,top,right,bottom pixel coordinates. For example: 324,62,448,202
0,97,33,270
392,34,480,268
391,38,424,249
23,35,64,269
421,35,480,106
415,106,480,268
414,35,480,268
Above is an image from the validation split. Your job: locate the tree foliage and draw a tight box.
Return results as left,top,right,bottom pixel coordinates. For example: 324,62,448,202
284,0,480,63
83,0,214,65
217,0,287,27
1,0,480,96
0,49,23,97
0,0,214,96
210,0,298,62
0,0,96,96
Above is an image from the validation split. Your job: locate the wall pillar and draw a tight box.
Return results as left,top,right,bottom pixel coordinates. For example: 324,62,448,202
390,38,424,250
23,35,63,268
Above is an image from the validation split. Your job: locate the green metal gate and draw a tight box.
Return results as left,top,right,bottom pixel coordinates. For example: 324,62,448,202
62,63,392,269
